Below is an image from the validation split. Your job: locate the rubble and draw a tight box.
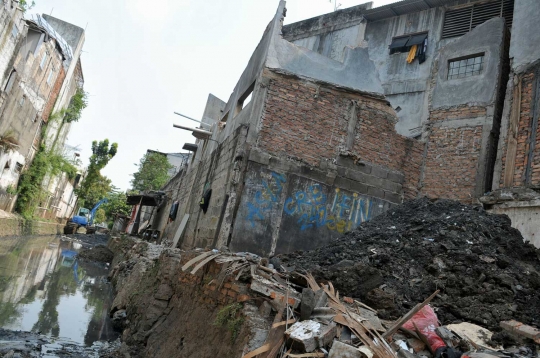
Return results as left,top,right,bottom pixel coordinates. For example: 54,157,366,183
277,198,540,331
182,247,538,358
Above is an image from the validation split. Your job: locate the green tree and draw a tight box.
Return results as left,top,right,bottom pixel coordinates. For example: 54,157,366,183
102,190,131,219
76,139,118,208
131,152,173,192
19,0,35,12
93,208,106,224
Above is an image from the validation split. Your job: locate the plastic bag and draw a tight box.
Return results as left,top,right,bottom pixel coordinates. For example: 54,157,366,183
403,305,446,352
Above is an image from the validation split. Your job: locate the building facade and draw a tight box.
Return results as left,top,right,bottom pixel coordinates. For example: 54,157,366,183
151,0,540,253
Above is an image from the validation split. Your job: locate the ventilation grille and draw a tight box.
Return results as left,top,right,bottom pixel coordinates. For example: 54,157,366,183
441,0,514,39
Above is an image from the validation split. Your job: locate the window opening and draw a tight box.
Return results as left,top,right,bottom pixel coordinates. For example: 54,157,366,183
40,52,48,69
235,82,255,116
15,162,23,173
10,25,18,39
442,0,515,39
448,54,484,80
47,68,54,84
389,32,428,54
4,70,16,93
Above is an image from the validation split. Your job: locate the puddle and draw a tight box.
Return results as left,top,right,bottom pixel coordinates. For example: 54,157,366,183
0,235,118,347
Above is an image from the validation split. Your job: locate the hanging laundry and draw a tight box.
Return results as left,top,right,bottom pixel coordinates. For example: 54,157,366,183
406,44,417,63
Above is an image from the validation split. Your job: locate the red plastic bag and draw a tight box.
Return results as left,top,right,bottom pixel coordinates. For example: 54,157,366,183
402,305,446,352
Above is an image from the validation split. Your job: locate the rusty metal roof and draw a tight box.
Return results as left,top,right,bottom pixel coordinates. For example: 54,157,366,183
362,0,459,21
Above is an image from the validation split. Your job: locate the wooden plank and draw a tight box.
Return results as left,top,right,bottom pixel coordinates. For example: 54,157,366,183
241,344,270,358
272,318,296,328
190,254,220,275
172,214,189,248
382,290,439,339
181,250,213,271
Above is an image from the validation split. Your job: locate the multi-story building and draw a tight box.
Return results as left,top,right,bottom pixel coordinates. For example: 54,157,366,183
0,7,85,217
151,0,539,253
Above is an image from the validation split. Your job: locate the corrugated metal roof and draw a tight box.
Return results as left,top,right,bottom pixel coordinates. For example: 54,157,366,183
363,0,457,21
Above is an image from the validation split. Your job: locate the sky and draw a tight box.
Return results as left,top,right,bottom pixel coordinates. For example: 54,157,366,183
29,0,395,191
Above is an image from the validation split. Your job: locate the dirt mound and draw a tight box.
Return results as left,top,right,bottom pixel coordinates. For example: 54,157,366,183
78,245,114,263
277,198,540,332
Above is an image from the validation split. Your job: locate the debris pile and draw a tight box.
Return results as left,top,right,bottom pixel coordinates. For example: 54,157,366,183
183,242,539,358
276,198,540,332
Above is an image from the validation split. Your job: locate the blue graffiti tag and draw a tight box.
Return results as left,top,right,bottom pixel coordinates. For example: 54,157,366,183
246,172,286,227
284,187,374,233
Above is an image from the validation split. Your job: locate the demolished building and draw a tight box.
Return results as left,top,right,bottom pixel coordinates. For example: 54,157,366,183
147,0,540,255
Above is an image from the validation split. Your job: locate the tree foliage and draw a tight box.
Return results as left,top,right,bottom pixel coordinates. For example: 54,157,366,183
16,143,78,218
131,152,173,192
76,139,118,208
102,190,131,219
19,0,35,12
64,88,88,124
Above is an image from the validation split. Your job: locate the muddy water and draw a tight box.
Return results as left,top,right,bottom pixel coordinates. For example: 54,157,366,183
0,235,118,347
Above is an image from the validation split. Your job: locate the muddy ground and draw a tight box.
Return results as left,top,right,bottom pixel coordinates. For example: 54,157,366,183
278,198,540,333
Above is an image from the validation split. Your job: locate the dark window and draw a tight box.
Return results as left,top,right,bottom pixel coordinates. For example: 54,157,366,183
442,0,514,39
4,70,16,93
448,54,484,79
389,33,428,54
15,162,23,173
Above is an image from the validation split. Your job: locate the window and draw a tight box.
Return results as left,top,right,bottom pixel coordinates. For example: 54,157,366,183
448,54,484,80
47,68,54,84
4,70,16,93
10,25,18,40
40,52,48,69
15,162,23,173
235,82,255,116
442,0,515,39
389,32,428,54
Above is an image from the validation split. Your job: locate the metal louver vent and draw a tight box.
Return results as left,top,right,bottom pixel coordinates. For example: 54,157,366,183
441,0,514,39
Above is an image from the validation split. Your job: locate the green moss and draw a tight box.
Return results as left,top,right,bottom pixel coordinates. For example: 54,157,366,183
214,303,244,342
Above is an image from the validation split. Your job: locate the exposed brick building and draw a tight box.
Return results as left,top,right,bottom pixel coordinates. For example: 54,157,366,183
150,0,540,254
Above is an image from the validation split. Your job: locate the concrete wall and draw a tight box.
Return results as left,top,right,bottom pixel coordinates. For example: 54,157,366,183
509,0,540,73
489,203,540,248
0,216,63,236
0,3,24,88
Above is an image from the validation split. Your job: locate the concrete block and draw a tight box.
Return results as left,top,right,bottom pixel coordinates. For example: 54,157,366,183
336,156,372,174
381,180,401,193
346,169,367,183
314,289,328,308
285,320,336,352
388,171,405,184
500,320,540,343
334,177,352,190
371,166,389,179
285,320,321,352
349,180,369,195
301,288,316,321
384,191,401,204
368,186,385,199
328,340,363,358
337,166,347,177
365,175,383,187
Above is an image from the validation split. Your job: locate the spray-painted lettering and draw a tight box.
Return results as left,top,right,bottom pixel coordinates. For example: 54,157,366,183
246,172,286,227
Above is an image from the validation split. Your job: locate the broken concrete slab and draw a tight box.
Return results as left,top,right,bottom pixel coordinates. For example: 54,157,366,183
328,340,364,358
285,320,321,352
500,320,540,344
301,288,316,321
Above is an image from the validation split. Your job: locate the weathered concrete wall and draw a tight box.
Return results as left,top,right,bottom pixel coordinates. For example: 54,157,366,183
509,0,540,73
431,18,506,109
0,216,62,236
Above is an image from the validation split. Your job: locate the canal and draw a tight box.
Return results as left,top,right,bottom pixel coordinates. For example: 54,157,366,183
0,235,118,356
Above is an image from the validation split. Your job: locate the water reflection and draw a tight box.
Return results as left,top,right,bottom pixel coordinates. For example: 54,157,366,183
0,236,117,345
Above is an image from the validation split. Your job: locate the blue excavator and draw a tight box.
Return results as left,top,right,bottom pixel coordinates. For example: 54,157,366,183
64,198,108,234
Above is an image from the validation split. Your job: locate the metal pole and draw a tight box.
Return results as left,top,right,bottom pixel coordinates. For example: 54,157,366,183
173,112,213,129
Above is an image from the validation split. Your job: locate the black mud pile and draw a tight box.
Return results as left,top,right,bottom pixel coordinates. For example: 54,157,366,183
78,244,114,263
278,198,540,332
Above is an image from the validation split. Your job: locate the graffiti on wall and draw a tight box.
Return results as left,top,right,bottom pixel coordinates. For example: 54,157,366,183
246,172,286,227
283,184,373,233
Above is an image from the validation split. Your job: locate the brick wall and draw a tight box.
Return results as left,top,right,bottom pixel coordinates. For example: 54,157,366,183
499,69,540,187
423,125,483,202
429,105,487,122
258,71,424,200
